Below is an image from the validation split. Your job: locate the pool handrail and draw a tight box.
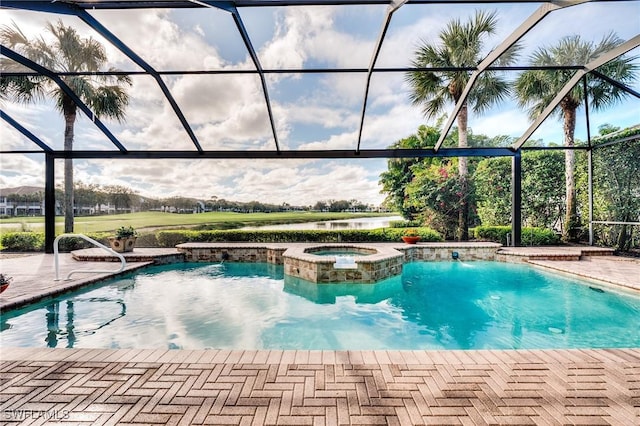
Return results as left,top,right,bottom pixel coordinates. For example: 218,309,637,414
54,233,126,281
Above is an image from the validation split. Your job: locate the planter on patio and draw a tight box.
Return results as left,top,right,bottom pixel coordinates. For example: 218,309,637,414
0,274,12,294
108,236,137,253
108,226,138,253
401,236,421,244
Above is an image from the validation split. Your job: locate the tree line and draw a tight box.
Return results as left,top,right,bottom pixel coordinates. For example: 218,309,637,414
1,182,376,216
380,124,640,250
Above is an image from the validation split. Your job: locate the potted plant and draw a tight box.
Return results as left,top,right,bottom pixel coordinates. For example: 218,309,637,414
108,226,138,253
401,228,421,244
0,273,12,294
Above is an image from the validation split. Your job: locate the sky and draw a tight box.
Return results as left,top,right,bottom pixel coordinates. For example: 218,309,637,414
1,1,639,206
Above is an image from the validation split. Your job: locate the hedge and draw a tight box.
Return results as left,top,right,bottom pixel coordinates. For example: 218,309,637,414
473,226,560,245
0,232,115,252
156,228,443,247
0,232,45,251
0,228,443,251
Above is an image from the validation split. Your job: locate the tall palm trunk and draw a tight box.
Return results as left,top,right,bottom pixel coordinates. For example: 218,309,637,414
457,103,469,241
562,105,577,242
63,98,76,233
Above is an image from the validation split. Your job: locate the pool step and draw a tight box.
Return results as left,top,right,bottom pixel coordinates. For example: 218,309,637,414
497,246,615,262
72,248,184,264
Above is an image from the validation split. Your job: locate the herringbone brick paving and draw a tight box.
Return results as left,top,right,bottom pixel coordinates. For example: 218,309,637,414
1,348,638,425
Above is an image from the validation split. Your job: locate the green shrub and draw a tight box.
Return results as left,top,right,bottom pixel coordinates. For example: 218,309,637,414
0,232,45,251
474,226,511,244
0,228,445,251
55,232,111,252
135,232,158,247
474,226,560,246
389,220,422,228
156,228,443,247
0,232,120,252
522,228,560,246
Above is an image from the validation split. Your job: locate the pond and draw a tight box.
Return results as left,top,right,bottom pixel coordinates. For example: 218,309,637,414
240,215,403,230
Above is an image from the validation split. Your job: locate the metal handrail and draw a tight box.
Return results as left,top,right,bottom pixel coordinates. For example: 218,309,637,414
54,233,126,281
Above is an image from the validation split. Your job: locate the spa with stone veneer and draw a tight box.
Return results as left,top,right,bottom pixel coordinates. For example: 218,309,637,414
283,245,404,283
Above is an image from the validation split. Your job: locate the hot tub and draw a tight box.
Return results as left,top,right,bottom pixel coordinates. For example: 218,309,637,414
282,244,404,283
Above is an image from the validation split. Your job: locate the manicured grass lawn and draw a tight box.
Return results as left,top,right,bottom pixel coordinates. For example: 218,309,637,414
0,211,390,234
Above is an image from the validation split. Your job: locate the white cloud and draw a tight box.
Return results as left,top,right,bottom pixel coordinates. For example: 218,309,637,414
0,155,44,188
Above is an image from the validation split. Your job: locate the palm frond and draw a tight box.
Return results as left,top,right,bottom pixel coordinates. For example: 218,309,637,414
516,33,638,120
406,9,510,121
1,20,131,123
470,71,509,114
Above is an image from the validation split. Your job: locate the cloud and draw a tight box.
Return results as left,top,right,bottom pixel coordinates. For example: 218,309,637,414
0,155,44,188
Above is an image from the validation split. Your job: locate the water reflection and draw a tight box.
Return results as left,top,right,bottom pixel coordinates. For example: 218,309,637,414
241,215,402,231
283,275,403,304
45,303,59,348
42,298,127,348
3,261,638,350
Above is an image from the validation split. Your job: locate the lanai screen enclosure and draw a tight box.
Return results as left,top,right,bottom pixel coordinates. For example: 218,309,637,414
1,0,639,252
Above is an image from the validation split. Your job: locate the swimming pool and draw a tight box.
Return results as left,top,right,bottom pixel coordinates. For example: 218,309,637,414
1,261,639,350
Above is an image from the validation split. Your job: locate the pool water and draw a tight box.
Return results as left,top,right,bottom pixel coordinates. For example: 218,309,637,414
311,250,365,257
1,261,639,350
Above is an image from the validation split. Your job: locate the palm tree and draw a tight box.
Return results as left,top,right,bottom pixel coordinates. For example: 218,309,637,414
515,34,637,242
406,10,517,241
0,21,131,233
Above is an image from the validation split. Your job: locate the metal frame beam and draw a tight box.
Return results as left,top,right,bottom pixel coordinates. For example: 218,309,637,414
44,154,56,253
0,65,586,77
20,147,517,160
432,2,586,152
511,150,522,247
356,0,407,152
1,0,625,10
181,0,281,151
1,45,127,152
590,69,640,99
512,34,640,150
1,110,53,152
73,8,204,152
228,5,281,152
592,133,640,149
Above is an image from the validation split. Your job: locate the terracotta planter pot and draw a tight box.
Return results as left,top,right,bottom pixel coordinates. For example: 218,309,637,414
108,236,137,253
401,236,421,244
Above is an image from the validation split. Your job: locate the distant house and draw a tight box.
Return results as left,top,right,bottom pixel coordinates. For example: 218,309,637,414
0,186,141,216
0,186,56,216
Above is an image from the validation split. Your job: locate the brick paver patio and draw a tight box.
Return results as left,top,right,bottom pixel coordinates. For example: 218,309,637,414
1,347,639,425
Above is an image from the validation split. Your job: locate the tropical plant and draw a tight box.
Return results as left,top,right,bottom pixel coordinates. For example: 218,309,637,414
0,274,12,285
114,226,137,239
515,33,638,241
405,161,468,240
0,20,131,233
379,125,441,219
474,150,565,229
592,125,640,251
403,228,419,237
406,10,518,241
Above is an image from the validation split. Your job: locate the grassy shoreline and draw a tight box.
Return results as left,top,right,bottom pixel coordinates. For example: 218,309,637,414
0,211,394,234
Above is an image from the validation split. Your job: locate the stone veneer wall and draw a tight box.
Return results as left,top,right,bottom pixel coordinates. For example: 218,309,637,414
178,246,287,263
284,255,404,284
401,245,498,262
